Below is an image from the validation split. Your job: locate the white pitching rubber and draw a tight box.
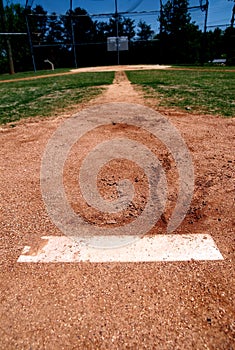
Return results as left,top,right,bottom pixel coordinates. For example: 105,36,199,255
17,234,224,263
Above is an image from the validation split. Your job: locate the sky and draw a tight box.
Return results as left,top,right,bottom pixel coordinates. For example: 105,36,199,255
4,0,235,32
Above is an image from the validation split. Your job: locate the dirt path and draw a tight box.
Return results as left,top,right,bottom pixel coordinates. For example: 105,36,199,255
0,70,234,349
89,70,144,105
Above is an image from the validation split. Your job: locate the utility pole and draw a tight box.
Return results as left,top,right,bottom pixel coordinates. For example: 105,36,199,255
203,0,209,35
115,0,119,65
70,0,77,68
0,0,15,74
24,6,36,72
159,0,163,64
231,1,235,27
200,0,209,65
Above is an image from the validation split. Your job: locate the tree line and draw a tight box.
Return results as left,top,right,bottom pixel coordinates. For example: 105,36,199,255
0,0,235,73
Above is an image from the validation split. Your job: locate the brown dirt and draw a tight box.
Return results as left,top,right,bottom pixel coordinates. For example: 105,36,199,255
0,68,234,349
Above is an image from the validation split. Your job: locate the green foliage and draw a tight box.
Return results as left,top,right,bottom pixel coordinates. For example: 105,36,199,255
97,16,136,39
224,26,235,65
127,69,235,117
0,3,29,73
62,7,95,44
121,17,136,39
0,71,114,124
137,20,154,41
206,28,224,62
159,0,191,34
30,5,48,42
158,0,201,64
46,13,64,44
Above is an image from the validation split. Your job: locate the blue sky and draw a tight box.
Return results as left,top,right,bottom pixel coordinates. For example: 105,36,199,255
5,0,234,32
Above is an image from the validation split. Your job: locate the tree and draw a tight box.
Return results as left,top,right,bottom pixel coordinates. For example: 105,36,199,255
224,26,235,65
205,28,224,62
95,21,110,41
158,0,201,63
222,1,235,64
47,13,63,44
137,20,154,41
0,0,15,74
122,17,136,39
43,13,67,69
30,5,48,45
100,16,136,39
62,7,95,44
159,0,191,35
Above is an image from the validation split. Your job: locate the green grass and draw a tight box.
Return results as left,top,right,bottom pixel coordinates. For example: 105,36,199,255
0,71,114,124
171,64,235,70
126,69,235,117
0,68,71,81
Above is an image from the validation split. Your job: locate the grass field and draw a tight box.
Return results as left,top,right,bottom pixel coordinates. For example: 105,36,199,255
0,71,114,124
1,67,234,125
0,68,71,81
126,69,235,117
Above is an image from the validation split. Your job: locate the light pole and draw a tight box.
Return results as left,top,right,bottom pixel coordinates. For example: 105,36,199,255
230,0,235,27
114,0,119,64
25,10,36,72
203,0,209,35
70,0,78,68
199,0,209,65
159,0,163,64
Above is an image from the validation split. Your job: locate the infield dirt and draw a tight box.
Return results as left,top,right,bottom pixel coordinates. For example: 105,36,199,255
0,67,234,349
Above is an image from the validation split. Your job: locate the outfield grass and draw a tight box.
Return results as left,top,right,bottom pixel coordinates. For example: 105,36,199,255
126,69,235,117
0,68,71,81
172,64,235,70
0,71,114,124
